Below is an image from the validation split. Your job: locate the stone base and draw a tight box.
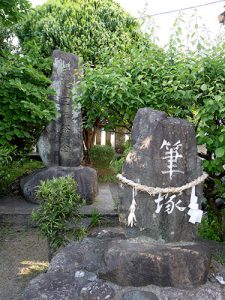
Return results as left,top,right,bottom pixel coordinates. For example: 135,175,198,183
23,228,214,300
100,239,210,288
20,166,97,205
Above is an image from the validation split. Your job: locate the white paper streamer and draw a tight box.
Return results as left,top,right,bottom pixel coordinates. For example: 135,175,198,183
187,186,203,224
128,187,137,227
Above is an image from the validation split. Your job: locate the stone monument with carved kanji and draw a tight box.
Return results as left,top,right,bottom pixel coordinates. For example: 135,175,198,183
20,50,97,204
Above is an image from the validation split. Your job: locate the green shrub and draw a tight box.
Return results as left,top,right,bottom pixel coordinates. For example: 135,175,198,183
89,145,115,168
0,145,16,166
198,208,225,242
32,176,85,260
0,157,44,195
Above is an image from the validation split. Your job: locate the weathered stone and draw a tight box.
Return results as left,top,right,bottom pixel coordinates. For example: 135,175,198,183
23,272,81,300
80,282,115,300
23,229,224,299
99,239,210,288
37,50,83,167
119,108,204,242
48,235,119,275
20,166,97,204
122,290,159,300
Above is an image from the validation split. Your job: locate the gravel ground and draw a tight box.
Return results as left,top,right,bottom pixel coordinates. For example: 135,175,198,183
0,226,48,300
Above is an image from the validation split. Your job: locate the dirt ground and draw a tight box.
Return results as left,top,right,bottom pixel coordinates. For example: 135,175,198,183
0,226,48,300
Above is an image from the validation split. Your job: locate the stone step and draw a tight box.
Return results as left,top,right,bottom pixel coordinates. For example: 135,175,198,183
0,183,119,227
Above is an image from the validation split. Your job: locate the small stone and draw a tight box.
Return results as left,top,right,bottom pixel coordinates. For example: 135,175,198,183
75,270,85,278
80,282,115,300
122,290,159,300
75,270,97,282
215,274,225,285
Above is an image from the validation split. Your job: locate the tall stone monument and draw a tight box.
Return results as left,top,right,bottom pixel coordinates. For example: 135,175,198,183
37,50,83,167
119,108,204,242
21,50,97,204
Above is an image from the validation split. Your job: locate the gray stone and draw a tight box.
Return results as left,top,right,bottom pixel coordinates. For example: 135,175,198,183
20,166,97,204
37,50,83,167
99,239,210,288
80,282,115,300
23,272,81,300
23,229,225,299
122,290,159,300
119,108,204,242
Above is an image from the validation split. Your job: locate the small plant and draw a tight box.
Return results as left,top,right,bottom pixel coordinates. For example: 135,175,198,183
32,176,85,261
89,145,115,168
90,208,102,227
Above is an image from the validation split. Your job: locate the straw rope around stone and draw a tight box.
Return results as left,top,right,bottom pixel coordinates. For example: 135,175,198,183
117,172,208,196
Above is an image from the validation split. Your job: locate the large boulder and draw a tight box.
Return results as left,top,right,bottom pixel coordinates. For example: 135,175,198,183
22,228,218,300
119,108,204,242
20,166,97,205
99,239,210,288
37,50,83,167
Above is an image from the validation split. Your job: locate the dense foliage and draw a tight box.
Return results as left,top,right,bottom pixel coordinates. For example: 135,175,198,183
0,0,56,160
0,52,55,154
0,0,30,49
33,176,85,260
17,0,145,66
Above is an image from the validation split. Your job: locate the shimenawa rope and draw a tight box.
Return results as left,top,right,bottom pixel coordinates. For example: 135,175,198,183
117,172,208,196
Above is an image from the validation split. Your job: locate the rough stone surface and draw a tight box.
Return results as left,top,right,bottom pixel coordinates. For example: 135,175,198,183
119,108,203,242
37,50,83,167
99,239,210,288
20,166,97,204
80,282,115,299
23,228,225,300
122,290,159,300
23,228,224,300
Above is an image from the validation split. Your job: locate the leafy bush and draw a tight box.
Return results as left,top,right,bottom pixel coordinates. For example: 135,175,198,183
32,176,85,260
198,208,225,242
0,0,56,157
0,50,56,155
89,145,115,168
0,145,16,166
17,0,145,66
0,158,44,195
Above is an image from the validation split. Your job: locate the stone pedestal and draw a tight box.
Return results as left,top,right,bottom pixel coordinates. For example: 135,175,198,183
20,166,97,205
23,228,214,299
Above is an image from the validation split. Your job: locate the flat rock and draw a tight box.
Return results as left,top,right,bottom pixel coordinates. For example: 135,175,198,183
23,228,224,300
99,239,210,288
37,50,83,167
20,166,97,204
119,108,204,242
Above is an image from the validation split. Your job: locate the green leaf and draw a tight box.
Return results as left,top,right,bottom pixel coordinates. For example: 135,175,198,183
215,147,225,158
201,84,207,91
